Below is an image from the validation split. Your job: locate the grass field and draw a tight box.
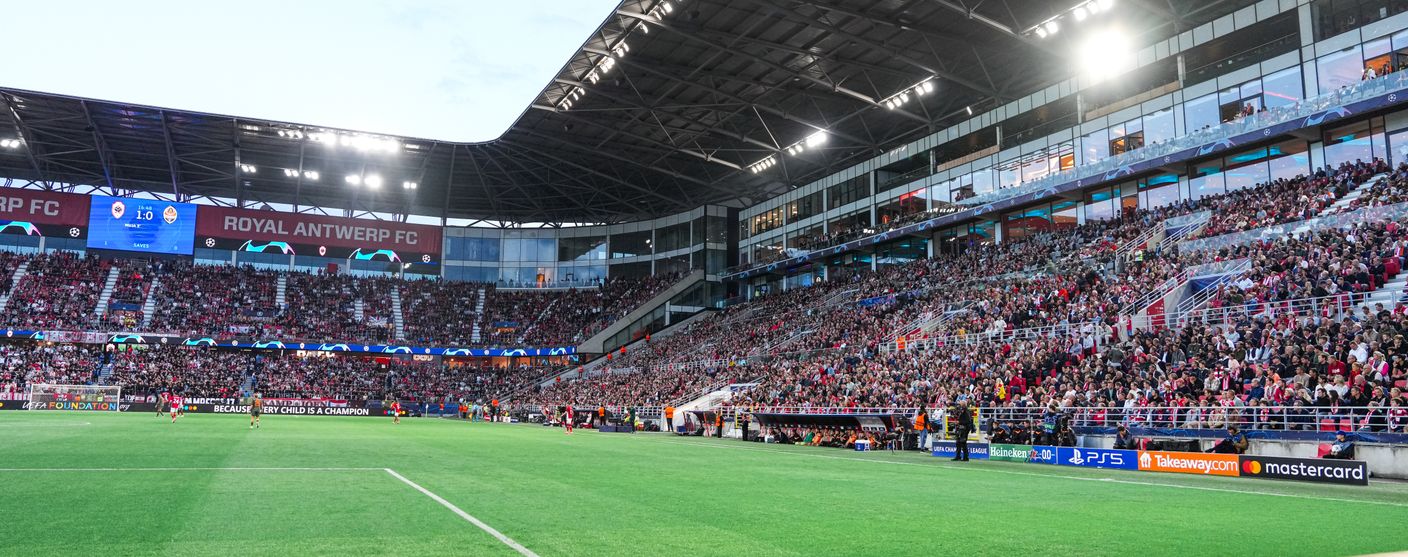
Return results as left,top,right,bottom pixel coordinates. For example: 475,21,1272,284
1,412,1405,556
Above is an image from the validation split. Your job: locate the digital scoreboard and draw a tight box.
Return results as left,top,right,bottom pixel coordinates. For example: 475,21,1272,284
87,196,197,255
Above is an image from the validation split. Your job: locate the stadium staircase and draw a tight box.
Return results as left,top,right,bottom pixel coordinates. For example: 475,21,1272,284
0,260,29,312
576,270,706,354
139,276,161,328
390,285,406,341
885,301,973,343
275,274,288,309
1319,173,1388,216
96,363,114,384
1354,268,1408,314
821,287,860,308
92,265,121,319
471,287,486,344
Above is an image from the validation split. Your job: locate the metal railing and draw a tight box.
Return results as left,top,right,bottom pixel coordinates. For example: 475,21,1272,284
882,319,1100,353
1178,200,1408,254
1129,291,1374,331
978,405,1395,434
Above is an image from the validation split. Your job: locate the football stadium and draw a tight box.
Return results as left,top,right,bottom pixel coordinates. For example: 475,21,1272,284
4,0,1408,555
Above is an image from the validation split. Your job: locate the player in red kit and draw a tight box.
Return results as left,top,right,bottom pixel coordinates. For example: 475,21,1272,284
391,400,402,424
170,394,183,423
563,404,575,434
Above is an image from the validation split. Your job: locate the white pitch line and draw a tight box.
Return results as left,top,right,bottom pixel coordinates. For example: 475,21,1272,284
645,437,1408,509
384,468,539,557
0,467,384,472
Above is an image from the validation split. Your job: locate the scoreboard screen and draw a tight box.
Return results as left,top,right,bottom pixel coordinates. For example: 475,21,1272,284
87,196,197,255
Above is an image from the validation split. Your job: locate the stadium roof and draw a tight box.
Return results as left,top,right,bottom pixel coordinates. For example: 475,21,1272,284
0,0,1255,225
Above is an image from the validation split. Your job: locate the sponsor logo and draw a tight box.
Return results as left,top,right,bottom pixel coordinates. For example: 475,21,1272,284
1137,451,1240,476
1238,455,1369,486
24,401,121,411
110,200,125,220
930,441,990,460
989,444,1034,462
1029,446,1058,464
1057,448,1138,470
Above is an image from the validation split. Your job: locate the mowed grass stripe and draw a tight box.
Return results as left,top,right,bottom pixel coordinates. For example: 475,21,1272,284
3,412,1407,556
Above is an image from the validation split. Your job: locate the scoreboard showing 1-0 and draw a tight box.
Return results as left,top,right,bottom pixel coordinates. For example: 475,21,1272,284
86,196,197,255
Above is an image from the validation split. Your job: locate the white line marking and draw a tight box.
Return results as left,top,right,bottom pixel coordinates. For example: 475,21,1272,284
646,438,1408,508
0,467,383,472
0,421,93,427
384,468,539,557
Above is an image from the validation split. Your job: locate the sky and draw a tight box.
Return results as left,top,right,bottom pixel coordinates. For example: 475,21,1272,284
5,0,620,142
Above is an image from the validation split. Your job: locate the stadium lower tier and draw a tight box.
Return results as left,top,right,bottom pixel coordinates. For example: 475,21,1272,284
0,342,556,403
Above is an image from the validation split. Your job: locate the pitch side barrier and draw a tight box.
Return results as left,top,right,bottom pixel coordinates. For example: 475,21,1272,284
930,442,1369,486
0,396,386,417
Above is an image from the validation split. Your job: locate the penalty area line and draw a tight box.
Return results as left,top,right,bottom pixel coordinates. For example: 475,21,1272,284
642,437,1408,509
384,468,539,557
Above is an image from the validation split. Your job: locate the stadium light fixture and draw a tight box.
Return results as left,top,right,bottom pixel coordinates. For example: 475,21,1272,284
364,174,383,188
1030,0,1114,38
239,164,257,174
805,130,828,148
0,139,20,149
1078,27,1132,82
966,106,974,116
345,174,362,186
402,181,418,190
282,168,298,177
304,171,319,181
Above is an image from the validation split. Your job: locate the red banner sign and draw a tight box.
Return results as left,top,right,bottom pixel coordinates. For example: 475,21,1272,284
196,205,441,261
0,188,90,227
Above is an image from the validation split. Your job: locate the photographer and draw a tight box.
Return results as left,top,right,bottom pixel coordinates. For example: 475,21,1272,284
1112,424,1137,450
951,400,974,462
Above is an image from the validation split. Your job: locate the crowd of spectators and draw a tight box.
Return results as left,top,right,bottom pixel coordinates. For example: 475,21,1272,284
538,161,1408,436
276,271,395,343
401,278,483,345
0,252,111,330
0,251,682,349
143,261,280,337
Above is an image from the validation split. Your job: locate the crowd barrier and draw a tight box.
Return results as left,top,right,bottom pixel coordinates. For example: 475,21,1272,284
930,441,1368,486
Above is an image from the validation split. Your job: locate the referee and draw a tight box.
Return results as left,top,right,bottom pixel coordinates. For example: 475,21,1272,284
951,400,973,461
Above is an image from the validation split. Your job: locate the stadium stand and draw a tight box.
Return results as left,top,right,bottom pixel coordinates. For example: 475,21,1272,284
537,162,1408,433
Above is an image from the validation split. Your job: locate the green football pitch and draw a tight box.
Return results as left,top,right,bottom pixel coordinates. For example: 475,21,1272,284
2,412,1405,556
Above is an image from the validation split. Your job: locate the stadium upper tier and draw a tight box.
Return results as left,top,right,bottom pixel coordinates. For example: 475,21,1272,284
0,255,688,349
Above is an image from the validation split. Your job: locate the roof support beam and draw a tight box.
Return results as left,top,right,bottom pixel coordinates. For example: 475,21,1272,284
77,101,118,192
159,110,181,198
741,0,1001,101
615,10,891,110
499,137,710,209
577,46,875,149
